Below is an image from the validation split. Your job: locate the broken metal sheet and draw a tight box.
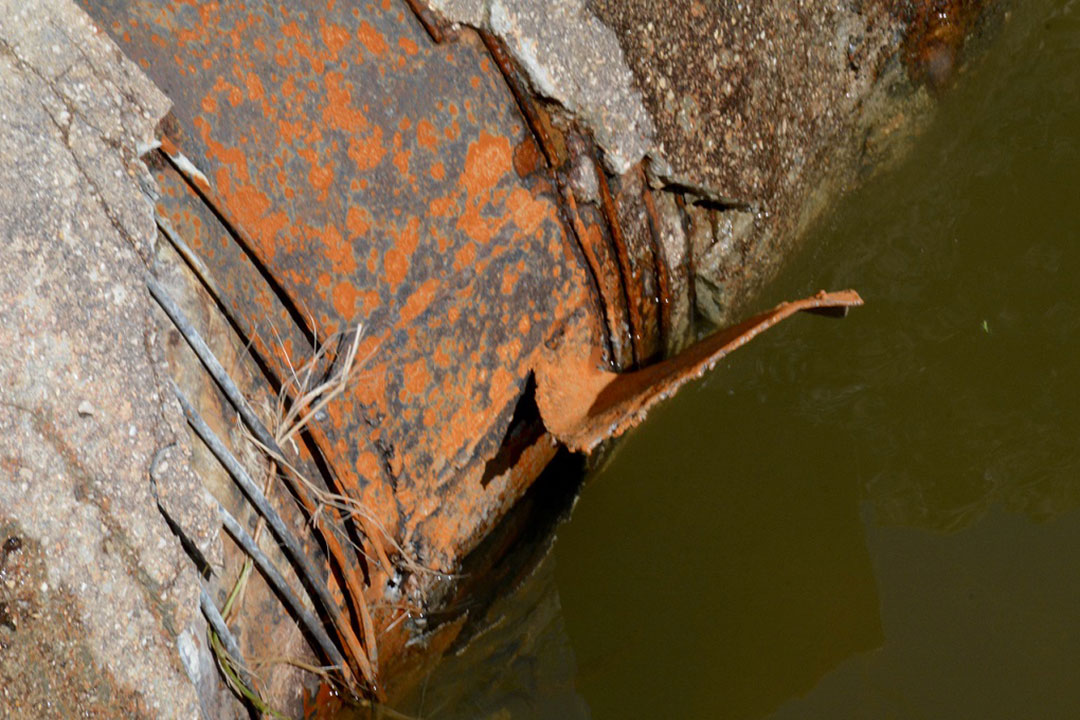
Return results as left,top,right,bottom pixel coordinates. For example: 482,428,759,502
535,290,864,453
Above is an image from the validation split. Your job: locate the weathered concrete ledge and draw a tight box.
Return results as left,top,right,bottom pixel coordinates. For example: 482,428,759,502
0,0,229,716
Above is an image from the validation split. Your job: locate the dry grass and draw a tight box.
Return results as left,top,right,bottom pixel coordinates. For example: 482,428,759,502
224,319,443,703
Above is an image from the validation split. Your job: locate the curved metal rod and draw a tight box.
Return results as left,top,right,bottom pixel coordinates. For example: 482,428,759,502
217,501,346,671
146,275,279,454
172,383,373,685
146,274,379,687
199,586,253,685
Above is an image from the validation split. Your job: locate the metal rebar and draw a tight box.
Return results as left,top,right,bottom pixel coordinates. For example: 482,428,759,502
217,501,346,670
155,213,223,302
146,275,279,455
171,382,371,684
199,586,252,684
172,386,335,625
148,275,375,685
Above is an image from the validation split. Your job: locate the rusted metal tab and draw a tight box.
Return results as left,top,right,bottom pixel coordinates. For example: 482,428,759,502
596,161,665,367
562,189,635,370
535,289,864,453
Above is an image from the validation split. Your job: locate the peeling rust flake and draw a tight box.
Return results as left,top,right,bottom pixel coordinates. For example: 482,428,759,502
535,290,865,453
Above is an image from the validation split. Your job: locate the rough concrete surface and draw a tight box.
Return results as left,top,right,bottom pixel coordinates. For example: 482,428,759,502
589,0,935,325
0,0,222,716
427,0,656,175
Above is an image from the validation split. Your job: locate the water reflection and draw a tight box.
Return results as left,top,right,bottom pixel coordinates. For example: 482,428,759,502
555,401,885,720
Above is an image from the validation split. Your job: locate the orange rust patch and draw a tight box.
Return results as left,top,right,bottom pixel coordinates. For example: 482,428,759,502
383,248,409,289
332,280,360,319
279,119,305,146
452,242,476,272
308,159,335,193
430,162,446,181
460,130,511,198
432,343,451,369
323,72,368,131
500,268,517,295
506,187,547,235
355,451,381,480
321,20,349,58
416,119,438,152
399,277,440,324
398,37,418,56
244,71,265,101
393,149,410,176
512,138,542,177
398,216,421,255
360,290,380,314
357,20,388,56
488,366,513,405
322,225,356,274
201,93,218,114
455,132,513,245
346,206,370,237
402,358,430,397
429,196,454,217
347,130,386,171
457,205,495,244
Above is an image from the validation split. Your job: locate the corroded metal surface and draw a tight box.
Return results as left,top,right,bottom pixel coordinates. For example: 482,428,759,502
91,0,588,534
82,0,599,692
81,0,867,699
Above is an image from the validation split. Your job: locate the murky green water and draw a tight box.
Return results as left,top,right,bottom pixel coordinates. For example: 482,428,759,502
398,2,1080,718
553,2,1080,718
